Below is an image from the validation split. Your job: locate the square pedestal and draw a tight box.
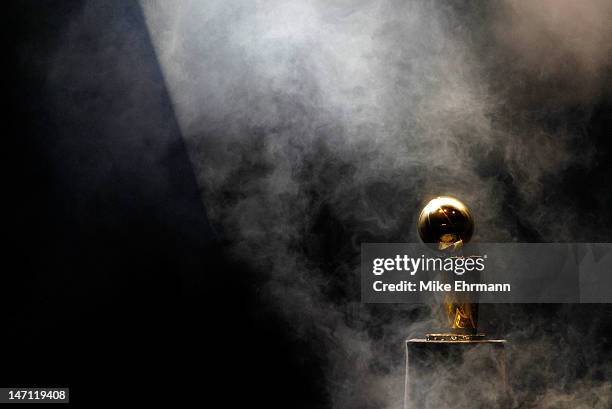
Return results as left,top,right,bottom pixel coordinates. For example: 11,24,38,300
405,339,508,409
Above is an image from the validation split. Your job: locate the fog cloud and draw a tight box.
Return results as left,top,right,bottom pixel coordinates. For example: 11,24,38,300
141,1,612,407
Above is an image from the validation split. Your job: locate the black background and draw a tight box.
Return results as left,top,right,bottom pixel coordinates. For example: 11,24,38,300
7,1,611,407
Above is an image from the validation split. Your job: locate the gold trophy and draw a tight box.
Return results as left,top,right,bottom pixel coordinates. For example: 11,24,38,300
417,196,485,341
405,197,507,409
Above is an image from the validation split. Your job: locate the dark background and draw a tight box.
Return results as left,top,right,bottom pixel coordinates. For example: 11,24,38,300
8,1,325,406
7,1,611,407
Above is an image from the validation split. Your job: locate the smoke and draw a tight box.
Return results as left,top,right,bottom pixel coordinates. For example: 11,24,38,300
493,0,612,106
140,1,612,408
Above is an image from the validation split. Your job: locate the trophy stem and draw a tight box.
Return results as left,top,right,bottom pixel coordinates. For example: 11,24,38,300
424,226,484,341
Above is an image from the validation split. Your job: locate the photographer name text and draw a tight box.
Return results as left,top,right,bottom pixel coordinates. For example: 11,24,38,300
373,280,511,293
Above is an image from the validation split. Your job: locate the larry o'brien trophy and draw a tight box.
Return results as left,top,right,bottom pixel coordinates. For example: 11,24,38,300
417,196,483,341
404,196,509,409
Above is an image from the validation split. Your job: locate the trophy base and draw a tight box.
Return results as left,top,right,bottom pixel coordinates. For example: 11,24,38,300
426,333,486,341
405,338,509,409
